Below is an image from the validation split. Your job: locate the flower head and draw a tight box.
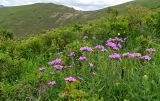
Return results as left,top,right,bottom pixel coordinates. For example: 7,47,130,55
88,63,94,68
146,48,155,53
128,53,142,58
95,45,104,50
39,67,45,72
92,72,96,76
80,46,93,52
79,56,87,61
54,65,63,70
142,55,151,60
48,81,56,86
109,53,121,60
68,52,75,57
64,77,76,82
50,71,56,75
48,58,62,66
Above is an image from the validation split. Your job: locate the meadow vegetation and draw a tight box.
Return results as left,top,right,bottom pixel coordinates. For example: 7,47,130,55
0,4,160,101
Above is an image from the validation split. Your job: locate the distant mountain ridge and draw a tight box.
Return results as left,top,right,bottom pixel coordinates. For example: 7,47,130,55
0,5,4,8
0,0,160,38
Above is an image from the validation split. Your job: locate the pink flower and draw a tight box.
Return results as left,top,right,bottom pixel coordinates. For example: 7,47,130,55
142,55,151,60
79,56,87,61
48,81,56,86
64,77,76,82
109,53,121,60
95,45,104,50
54,65,63,70
106,42,117,47
128,53,142,58
80,46,93,52
146,48,155,53
68,52,75,57
39,67,45,72
106,42,120,50
48,58,62,66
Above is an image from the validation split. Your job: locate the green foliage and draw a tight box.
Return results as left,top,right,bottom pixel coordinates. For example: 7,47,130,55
1,4,160,101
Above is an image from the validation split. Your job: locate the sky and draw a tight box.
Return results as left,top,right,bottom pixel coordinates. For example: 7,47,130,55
0,0,133,11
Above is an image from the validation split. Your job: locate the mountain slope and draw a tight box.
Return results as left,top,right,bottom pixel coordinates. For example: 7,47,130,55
0,0,160,38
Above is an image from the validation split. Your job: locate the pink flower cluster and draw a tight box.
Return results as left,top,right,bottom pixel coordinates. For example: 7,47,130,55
64,77,77,82
122,52,152,60
79,56,87,61
95,45,107,52
106,37,126,50
80,46,93,52
127,53,142,58
48,58,62,66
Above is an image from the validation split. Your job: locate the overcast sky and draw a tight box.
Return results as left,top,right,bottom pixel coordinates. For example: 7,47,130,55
0,0,133,11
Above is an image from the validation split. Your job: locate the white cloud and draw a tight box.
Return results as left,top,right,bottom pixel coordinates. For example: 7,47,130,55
0,0,133,11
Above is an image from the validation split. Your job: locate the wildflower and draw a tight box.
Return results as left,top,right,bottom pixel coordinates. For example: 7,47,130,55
68,52,75,57
83,35,88,39
88,63,94,68
92,72,96,76
54,65,63,70
79,56,87,61
92,36,96,40
50,71,56,75
64,77,76,82
106,42,119,50
48,81,56,86
106,42,117,48
48,58,62,66
109,53,121,60
95,45,104,50
39,67,45,72
63,66,72,69
146,48,155,53
128,53,142,58
101,48,107,52
80,46,93,52
142,55,151,60
122,52,129,57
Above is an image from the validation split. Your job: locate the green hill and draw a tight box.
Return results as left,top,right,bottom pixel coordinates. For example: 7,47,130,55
0,0,160,38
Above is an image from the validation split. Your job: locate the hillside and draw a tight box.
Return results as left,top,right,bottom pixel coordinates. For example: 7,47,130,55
0,0,160,38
